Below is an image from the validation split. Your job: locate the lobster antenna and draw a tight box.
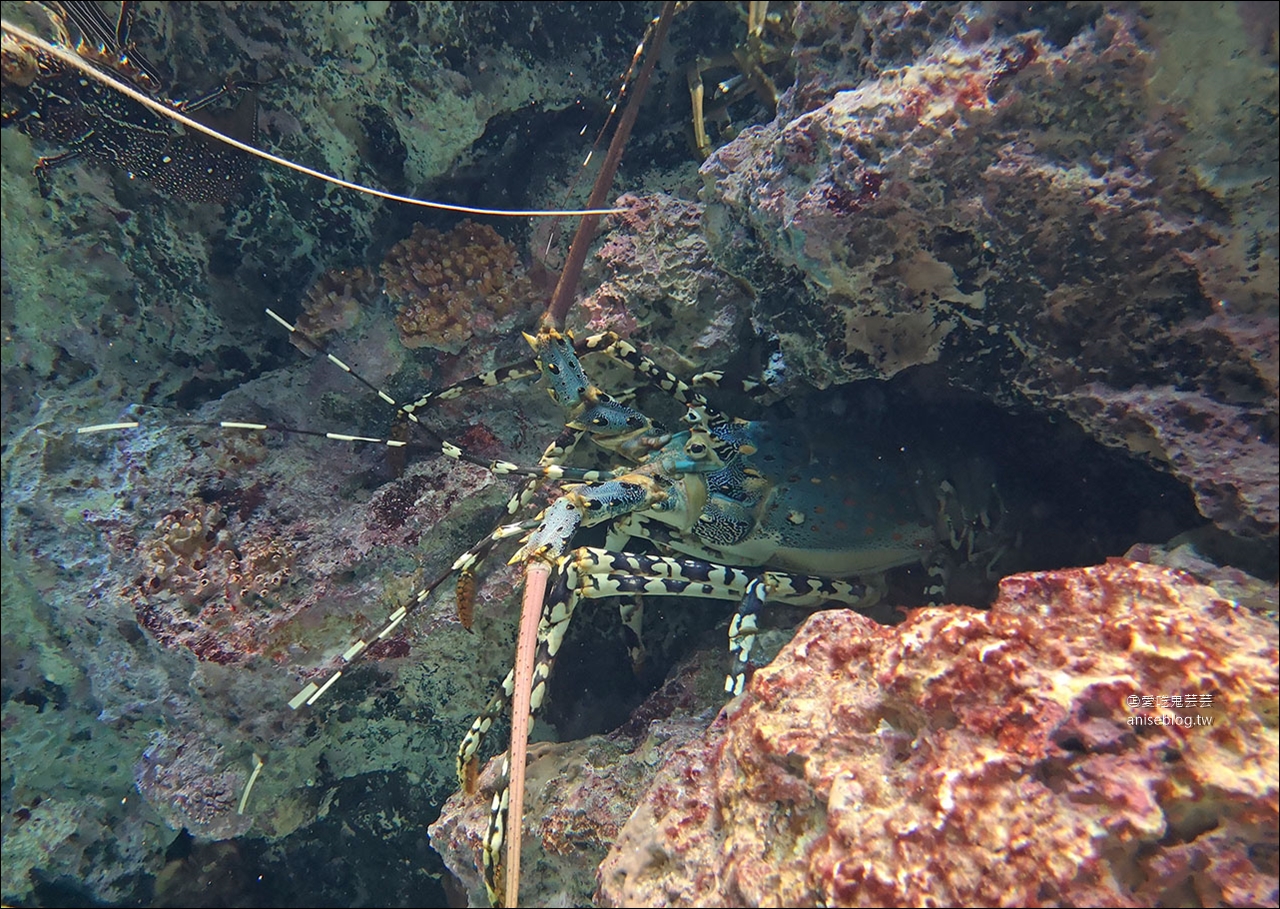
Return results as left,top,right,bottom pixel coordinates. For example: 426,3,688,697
542,9,663,257
542,2,676,329
0,18,628,218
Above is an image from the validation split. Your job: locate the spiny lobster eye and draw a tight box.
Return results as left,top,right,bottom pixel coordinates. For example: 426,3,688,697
689,443,706,454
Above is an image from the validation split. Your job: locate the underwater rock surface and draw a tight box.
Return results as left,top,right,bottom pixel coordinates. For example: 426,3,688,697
429,647,729,907
701,4,1278,538
597,560,1279,908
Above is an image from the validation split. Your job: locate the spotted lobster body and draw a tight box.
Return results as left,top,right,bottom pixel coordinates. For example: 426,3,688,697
659,418,939,579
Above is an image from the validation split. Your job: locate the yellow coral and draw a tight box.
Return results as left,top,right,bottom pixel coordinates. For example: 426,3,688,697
380,220,536,352
133,498,299,664
140,503,226,613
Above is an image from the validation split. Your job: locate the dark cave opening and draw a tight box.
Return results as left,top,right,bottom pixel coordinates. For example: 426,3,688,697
542,364,1250,744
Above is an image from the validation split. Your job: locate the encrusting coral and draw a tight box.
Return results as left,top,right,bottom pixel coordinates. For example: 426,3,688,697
380,220,537,352
133,729,252,841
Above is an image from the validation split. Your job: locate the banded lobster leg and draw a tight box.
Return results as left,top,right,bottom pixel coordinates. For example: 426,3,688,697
394,329,721,417
448,387,696,635
275,326,710,705
457,545,875,903
451,423,586,628
72,341,618,716
429,327,734,628
261,314,698,700
469,327,748,906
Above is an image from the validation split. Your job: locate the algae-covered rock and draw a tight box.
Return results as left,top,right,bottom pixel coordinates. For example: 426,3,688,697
701,4,1278,538
600,561,1279,907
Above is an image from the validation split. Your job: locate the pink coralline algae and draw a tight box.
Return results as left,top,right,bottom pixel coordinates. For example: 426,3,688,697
599,561,1279,908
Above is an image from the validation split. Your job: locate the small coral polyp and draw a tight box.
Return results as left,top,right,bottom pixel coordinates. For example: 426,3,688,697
291,265,378,351
133,499,295,664
144,502,231,603
381,220,536,352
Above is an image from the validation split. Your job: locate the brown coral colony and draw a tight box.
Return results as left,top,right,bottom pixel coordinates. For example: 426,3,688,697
381,220,536,352
133,499,296,664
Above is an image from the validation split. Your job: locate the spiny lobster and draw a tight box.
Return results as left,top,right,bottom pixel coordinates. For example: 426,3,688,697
450,327,1008,906
16,3,1014,906
265,294,1009,907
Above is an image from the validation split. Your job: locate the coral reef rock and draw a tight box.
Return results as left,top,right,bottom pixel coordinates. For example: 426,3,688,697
1,351,535,902
291,266,377,351
578,192,753,373
701,5,1279,538
429,645,731,906
599,560,1279,908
